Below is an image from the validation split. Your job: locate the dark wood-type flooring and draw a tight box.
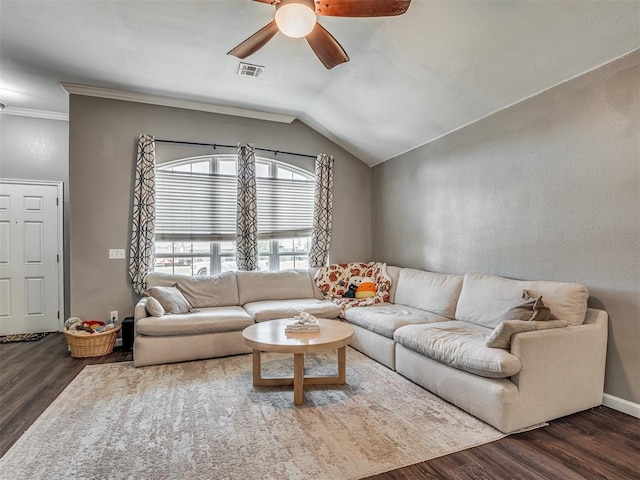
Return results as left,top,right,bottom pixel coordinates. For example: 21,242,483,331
1,332,638,479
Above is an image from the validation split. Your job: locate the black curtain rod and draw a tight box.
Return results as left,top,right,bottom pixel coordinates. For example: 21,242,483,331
155,139,317,160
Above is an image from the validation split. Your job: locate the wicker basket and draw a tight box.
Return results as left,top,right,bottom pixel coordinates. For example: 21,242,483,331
64,326,121,358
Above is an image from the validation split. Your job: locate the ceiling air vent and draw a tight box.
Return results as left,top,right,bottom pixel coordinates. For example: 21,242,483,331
237,62,264,78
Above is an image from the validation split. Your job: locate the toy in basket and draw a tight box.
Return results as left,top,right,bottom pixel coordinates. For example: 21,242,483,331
64,317,120,358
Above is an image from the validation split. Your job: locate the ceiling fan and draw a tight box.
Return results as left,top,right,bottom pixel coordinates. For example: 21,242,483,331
228,0,412,69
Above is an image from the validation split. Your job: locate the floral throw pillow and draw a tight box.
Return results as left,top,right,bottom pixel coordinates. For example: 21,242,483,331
314,262,391,314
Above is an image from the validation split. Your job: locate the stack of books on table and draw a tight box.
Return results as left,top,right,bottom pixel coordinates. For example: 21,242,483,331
285,321,319,333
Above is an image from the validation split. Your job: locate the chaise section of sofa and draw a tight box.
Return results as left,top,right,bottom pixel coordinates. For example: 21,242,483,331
394,308,607,433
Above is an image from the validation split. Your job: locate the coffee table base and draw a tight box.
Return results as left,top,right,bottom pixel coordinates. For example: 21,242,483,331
252,347,347,405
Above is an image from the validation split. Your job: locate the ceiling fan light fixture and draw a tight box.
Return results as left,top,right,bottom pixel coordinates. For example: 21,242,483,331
229,0,411,69
275,2,316,38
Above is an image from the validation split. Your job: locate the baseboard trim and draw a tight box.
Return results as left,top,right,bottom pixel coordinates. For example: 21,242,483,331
603,393,640,419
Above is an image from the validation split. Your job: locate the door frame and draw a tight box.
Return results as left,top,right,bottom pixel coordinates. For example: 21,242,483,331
0,178,65,332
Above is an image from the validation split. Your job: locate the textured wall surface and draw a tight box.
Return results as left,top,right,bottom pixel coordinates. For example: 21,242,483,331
372,52,640,404
68,96,371,321
0,115,70,319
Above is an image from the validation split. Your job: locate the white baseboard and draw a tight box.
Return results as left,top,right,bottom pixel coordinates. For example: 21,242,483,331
603,393,640,419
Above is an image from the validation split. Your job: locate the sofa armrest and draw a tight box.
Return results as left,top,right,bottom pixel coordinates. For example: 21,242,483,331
134,297,150,325
510,308,608,409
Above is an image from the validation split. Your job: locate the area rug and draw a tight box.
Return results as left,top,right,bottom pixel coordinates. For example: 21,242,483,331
0,332,48,343
0,348,505,480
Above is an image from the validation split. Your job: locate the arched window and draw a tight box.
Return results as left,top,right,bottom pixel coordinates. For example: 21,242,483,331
153,155,315,275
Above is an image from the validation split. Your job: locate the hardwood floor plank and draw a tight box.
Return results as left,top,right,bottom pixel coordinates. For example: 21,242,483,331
0,332,132,456
464,442,565,480
1,332,639,480
523,414,640,480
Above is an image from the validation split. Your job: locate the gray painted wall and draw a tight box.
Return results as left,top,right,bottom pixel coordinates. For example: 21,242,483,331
68,95,371,322
372,52,640,404
0,114,70,320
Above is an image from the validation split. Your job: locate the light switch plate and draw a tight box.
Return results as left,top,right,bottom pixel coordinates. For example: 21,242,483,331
109,249,126,259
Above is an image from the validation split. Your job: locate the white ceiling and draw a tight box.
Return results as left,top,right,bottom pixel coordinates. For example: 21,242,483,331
1,0,639,165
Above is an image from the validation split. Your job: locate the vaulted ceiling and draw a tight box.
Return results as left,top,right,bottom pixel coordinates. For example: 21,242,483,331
1,0,639,165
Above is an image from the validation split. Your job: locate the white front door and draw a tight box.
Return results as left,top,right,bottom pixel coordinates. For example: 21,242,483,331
0,180,61,335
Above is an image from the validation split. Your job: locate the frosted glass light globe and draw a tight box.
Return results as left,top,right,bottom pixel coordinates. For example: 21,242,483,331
275,3,317,38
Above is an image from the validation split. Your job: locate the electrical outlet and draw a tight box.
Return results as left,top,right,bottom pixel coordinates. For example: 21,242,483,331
110,310,118,324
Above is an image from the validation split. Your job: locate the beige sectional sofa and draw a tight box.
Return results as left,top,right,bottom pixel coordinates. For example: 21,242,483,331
343,267,608,433
133,265,607,434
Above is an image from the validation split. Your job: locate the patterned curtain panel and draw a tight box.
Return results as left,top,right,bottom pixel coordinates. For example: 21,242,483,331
128,134,156,294
309,153,334,267
236,144,259,271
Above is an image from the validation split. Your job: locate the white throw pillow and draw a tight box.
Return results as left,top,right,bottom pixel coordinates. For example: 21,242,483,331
486,319,567,349
144,285,193,314
145,296,165,317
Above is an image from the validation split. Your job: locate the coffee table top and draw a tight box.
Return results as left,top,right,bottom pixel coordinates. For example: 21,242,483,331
242,318,354,354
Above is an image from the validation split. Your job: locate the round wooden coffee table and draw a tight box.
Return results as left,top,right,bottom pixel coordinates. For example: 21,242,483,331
242,318,354,406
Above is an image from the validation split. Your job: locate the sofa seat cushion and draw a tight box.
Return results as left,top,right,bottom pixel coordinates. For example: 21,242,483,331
243,299,342,322
343,303,451,339
136,306,254,336
393,321,522,378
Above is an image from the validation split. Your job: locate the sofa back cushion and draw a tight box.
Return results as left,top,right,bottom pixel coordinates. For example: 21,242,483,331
456,273,589,328
308,267,325,300
394,269,463,319
145,271,239,308
386,266,402,303
237,269,314,305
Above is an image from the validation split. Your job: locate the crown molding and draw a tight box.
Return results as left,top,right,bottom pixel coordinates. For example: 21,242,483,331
1,107,68,121
60,83,296,124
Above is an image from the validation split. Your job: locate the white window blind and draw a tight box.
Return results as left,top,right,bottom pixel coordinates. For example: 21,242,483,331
155,159,315,241
257,177,314,239
155,170,237,241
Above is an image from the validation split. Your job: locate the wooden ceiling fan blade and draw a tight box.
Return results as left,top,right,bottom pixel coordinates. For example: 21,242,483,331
315,0,411,17
227,21,279,59
305,23,349,70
